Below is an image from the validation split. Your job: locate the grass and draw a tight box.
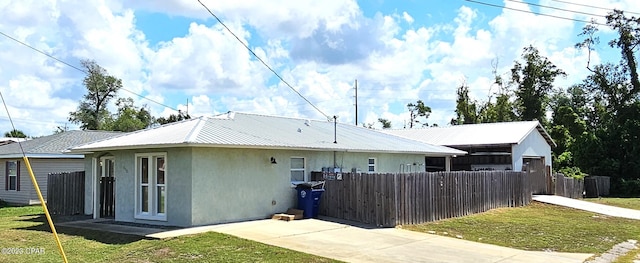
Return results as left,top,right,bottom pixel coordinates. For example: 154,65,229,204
585,198,640,210
404,201,640,254
613,247,640,263
0,205,339,263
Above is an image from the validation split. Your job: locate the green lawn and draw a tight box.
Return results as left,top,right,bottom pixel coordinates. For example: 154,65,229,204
0,205,339,263
404,201,640,255
585,198,640,210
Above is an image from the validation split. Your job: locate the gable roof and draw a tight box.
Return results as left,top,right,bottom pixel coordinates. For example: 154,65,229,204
69,112,466,156
0,130,121,159
384,121,556,148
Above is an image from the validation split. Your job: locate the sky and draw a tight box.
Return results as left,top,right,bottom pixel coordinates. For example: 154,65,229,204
1,0,639,137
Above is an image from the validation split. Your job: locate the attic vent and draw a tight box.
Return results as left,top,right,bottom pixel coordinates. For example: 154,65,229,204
227,111,235,119
297,128,302,133
304,120,311,126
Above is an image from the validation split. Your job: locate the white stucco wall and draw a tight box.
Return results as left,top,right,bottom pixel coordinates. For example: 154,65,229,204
511,130,552,171
84,148,194,226
85,146,430,227
189,148,427,226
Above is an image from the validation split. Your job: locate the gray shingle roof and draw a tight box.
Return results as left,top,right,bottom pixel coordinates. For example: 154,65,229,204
69,112,466,156
0,130,121,158
384,121,556,147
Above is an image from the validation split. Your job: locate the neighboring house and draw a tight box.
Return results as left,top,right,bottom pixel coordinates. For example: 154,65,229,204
385,121,555,172
0,137,27,146
0,131,120,204
68,112,465,227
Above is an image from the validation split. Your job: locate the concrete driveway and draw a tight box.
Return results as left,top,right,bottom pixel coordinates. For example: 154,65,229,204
153,217,592,263
533,195,640,220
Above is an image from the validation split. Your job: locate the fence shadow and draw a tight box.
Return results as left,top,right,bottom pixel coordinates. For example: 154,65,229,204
317,215,380,229
14,215,147,244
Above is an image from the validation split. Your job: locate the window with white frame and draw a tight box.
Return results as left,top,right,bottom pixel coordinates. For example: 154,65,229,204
290,157,305,183
368,158,376,173
5,161,19,191
136,153,166,220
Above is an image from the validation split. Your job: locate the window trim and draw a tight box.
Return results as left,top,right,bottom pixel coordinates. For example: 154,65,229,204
134,153,167,221
290,156,306,185
5,160,20,191
367,157,377,173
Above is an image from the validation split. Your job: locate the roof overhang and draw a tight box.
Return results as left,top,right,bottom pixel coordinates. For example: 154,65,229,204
67,142,466,157
0,153,84,159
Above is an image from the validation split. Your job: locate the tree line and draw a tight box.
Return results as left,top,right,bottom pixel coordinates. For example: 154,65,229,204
374,10,640,194
448,10,640,193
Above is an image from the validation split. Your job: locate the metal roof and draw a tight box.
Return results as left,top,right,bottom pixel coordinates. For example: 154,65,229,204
384,121,556,147
0,130,121,159
69,112,466,156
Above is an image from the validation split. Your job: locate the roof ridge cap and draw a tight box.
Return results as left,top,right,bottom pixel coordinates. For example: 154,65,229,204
185,117,207,143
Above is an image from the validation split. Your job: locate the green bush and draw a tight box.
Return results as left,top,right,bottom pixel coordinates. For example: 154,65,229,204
610,178,640,197
557,166,588,179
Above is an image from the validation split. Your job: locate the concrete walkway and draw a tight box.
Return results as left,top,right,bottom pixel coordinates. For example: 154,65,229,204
150,217,592,263
533,195,640,220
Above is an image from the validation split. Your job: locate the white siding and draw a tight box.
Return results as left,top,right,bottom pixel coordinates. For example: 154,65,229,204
511,130,552,172
0,158,84,205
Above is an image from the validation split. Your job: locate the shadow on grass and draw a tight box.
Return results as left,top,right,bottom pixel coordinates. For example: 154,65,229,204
316,215,381,229
18,213,92,223
15,215,148,245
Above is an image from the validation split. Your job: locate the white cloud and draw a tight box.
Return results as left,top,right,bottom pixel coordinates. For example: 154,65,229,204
2,0,636,137
402,11,414,24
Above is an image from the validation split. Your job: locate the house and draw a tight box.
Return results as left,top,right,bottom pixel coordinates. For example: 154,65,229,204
0,130,120,204
68,112,465,227
384,121,555,172
0,137,27,146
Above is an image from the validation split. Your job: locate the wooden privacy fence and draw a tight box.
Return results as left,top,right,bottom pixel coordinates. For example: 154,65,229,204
319,171,531,227
584,176,610,197
524,159,550,194
554,173,584,199
46,171,85,215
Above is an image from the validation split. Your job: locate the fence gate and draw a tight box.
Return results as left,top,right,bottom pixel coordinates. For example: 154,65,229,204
523,158,549,194
47,171,85,215
99,177,115,218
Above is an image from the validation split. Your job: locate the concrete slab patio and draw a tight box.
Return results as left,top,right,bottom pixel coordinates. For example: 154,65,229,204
533,195,640,220
150,217,592,263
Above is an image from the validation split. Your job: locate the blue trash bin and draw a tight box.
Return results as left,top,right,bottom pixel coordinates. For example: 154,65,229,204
296,185,325,218
310,189,325,218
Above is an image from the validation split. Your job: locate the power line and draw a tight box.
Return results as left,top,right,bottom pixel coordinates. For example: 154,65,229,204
196,0,330,120
504,0,606,18
0,31,180,112
548,0,640,16
464,0,606,25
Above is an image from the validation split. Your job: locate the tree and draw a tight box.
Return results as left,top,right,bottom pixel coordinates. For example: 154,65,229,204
510,45,566,125
481,93,517,123
156,110,191,125
378,118,391,129
103,98,154,132
406,100,431,128
4,129,27,138
606,10,640,94
451,84,479,125
69,60,122,130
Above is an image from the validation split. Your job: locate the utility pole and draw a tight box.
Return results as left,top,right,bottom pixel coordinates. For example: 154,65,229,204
354,79,358,125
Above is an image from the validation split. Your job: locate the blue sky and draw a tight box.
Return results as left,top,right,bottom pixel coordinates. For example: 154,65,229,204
0,0,638,136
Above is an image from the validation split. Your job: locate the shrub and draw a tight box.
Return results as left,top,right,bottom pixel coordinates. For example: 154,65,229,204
557,166,588,179
610,178,640,197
